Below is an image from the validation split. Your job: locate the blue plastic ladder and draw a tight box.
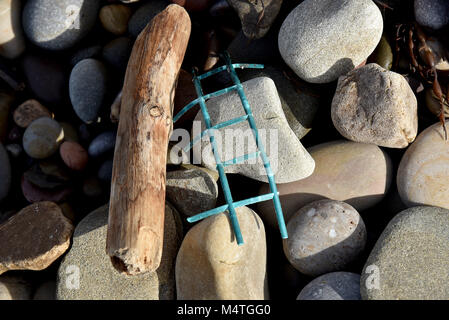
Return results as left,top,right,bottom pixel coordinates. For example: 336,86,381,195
173,52,288,245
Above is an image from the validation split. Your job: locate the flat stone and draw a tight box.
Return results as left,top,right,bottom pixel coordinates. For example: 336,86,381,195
23,117,64,159
331,64,418,148
360,206,449,300
0,143,11,202
0,202,73,275
228,0,282,39
69,59,108,124
238,65,320,139
13,99,52,128
284,200,366,277
414,0,449,30
397,120,449,209
166,167,218,217
22,0,100,50
297,272,361,300
56,203,183,300
192,77,315,183
176,206,268,299
258,140,392,229
21,175,72,203
278,0,383,83
0,0,25,59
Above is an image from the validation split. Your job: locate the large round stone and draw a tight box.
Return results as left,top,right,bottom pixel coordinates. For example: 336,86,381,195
258,140,392,229
278,0,383,83
22,0,100,50
397,121,449,209
56,203,183,300
361,206,449,300
284,200,366,277
175,206,268,299
331,64,418,148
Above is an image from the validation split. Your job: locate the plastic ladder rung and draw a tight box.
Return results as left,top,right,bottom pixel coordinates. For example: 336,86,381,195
184,115,250,153
222,151,261,167
187,192,278,223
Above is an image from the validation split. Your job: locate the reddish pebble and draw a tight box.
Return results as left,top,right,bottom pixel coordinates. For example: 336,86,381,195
171,0,212,11
21,176,72,203
59,141,88,171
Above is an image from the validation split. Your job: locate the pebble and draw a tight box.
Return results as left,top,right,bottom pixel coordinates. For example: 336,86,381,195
0,0,25,59
59,141,88,171
170,0,212,12
97,159,113,182
176,206,268,299
331,64,418,148
258,140,392,229
227,0,282,39
99,4,132,35
166,167,218,217
23,163,68,189
22,54,66,104
21,176,72,203
239,65,320,140
0,143,11,202
102,37,133,72
414,0,449,30
23,117,64,159
33,281,56,300
0,275,32,300
128,1,169,38
57,203,183,299
278,0,383,83
22,0,100,50
361,206,449,299
297,272,361,300
0,91,13,142
283,200,366,277
0,202,73,275
397,120,449,209
69,59,109,124
368,36,393,70
193,77,315,184
88,131,116,158
13,99,52,128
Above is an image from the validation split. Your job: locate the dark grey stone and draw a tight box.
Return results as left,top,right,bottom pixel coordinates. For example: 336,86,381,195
69,59,108,124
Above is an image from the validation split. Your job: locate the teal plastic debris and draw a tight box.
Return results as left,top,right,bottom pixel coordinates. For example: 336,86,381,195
173,52,288,245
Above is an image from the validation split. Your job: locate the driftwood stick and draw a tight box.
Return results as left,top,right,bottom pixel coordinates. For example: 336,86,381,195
106,4,191,275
